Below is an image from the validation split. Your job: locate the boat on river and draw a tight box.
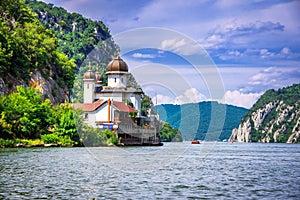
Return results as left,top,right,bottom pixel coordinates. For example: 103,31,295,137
191,140,200,144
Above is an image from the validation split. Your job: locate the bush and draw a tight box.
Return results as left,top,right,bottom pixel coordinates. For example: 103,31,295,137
79,125,107,146
107,137,119,145
41,133,60,144
20,139,43,146
0,138,21,147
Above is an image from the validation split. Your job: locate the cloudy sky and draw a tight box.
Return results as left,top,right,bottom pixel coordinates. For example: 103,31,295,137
42,0,300,108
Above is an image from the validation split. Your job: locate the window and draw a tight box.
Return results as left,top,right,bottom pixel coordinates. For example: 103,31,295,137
114,78,116,83
87,84,89,89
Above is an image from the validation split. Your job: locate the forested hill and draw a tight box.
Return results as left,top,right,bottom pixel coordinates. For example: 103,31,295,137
26,0,119,102
0,0,76,104
154,101,248,141
0,0,118,104
230,83,300,143
26,0,118,69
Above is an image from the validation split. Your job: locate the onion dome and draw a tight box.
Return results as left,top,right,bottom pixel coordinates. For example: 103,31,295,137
95,71,103,84
107,56,128,72
83,69,95,80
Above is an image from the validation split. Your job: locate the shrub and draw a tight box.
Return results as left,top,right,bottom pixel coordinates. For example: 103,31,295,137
41,133,60,144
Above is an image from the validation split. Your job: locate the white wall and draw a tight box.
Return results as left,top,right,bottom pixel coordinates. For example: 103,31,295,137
85,102,115,127
83,80,95,103
108,74,127,88
128,94,141,115
95,93,123,102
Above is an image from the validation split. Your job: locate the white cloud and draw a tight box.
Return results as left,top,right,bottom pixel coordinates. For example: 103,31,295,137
160,38,206,56
219,50,243,60
132,53,156,59
248,66,300,91
260,49,274,59
199,34,225,49
153,94,174,105
279,47,295,59
202,20,285,50
223,90,262,108
280,47,291,55
151,88,208,105
174,88,207,104
153,87,262,108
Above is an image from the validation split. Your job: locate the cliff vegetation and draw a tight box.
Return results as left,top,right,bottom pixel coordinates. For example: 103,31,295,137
230,83,300,143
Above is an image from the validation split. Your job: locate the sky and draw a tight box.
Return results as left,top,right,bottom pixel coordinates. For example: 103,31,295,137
41,0,300,108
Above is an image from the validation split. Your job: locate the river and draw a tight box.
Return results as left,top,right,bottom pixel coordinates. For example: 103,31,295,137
1,142,299,199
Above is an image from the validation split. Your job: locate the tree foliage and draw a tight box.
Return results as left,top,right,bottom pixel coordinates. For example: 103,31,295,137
0,86,119,147
25,0,119,102
26,0,114,68
160,122,183,142
0,86,53,139
0,0,76,93
155,101,248,140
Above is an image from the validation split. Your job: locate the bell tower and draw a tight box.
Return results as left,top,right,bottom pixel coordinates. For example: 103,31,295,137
83,69,95,103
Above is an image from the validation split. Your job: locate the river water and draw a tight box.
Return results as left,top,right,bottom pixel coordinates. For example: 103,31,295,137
0,142,299,199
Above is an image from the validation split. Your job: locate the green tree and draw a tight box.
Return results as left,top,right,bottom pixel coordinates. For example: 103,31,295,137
0,86,53,139
160,122,182,142
52,103,79,143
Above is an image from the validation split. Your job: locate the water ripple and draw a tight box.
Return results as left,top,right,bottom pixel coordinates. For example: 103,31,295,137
1,143,300,199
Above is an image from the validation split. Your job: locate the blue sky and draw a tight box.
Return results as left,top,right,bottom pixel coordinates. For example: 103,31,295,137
42,0,300,108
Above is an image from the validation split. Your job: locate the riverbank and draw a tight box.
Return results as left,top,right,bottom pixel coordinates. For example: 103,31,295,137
0,138,75,148
0,138,164,148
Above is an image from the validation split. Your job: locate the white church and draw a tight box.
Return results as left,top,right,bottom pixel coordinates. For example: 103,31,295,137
74,56,162,145
74,56,143,128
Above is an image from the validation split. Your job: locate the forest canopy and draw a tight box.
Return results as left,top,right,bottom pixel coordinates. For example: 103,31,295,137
0,0,76,91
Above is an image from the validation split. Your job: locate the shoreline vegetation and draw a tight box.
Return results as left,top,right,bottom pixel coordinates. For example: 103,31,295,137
0,138,72,148
0,86,181,148
0,86,122,148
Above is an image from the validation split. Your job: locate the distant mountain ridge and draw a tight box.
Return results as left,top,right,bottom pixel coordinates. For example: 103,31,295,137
229,83,300,143
155,101,248,141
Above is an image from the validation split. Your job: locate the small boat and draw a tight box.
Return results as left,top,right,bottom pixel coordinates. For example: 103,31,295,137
191,140,200,144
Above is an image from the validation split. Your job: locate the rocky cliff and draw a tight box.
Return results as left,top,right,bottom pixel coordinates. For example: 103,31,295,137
229,84,300,143
0,72,68,105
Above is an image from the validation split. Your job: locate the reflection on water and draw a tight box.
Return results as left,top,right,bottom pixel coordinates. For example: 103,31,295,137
0,142,300,199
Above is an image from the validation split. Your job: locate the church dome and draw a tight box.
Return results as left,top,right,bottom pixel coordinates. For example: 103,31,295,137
107,56,128,72
95,71,103,83
83,69,95,80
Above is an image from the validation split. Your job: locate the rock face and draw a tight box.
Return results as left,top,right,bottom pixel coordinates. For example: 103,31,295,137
229,84,300,143
1,71,69,105
29,71,69,104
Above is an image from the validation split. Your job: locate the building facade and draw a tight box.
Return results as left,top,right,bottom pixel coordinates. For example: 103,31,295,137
82,56,142,115
74,56,162,145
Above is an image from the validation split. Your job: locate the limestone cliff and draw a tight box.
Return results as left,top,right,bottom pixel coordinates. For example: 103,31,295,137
229,84,300,143
0,72,68,105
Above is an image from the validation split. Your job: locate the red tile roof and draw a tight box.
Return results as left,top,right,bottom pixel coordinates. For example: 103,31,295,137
73,99,105,112
73,99,136,113
113,101,137,113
